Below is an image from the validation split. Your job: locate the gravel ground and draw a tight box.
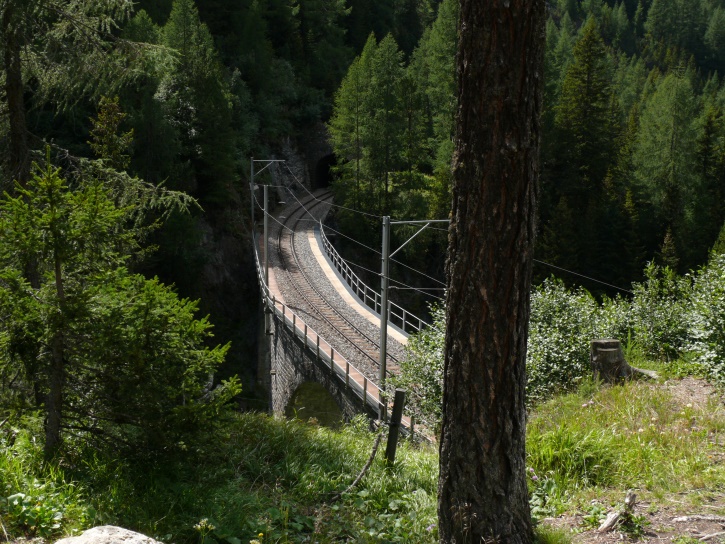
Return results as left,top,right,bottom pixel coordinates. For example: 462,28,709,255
268,190,405,385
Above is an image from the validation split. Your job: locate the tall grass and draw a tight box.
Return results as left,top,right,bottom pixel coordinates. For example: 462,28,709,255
2,376,724,542
0,414,439,543
527,378,725,505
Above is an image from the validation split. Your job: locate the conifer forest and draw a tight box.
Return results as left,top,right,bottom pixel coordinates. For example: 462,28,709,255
2,0,725,540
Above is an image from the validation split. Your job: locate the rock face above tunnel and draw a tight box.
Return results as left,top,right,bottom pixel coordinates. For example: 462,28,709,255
302,123,334,190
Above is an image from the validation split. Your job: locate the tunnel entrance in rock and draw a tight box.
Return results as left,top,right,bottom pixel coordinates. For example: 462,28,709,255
313,154,336,190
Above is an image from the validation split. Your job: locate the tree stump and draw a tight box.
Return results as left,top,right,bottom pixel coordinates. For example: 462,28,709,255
591,339,633,382
590,339,658,382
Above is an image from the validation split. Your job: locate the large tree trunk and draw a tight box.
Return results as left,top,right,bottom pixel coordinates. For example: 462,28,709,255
438,1,545,543
2,3,30,187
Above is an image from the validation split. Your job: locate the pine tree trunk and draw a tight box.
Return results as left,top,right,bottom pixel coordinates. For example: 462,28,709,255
45,247,66,458
438,1,545,542
2,4,30,187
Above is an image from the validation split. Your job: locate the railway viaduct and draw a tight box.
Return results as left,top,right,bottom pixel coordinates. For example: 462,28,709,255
252,186,427,427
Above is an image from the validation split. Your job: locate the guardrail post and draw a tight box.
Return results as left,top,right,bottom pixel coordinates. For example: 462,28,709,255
330,348,334,371
345,362,349,389
316,335,320,360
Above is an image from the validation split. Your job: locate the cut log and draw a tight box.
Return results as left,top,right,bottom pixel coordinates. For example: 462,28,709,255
590,339,659,383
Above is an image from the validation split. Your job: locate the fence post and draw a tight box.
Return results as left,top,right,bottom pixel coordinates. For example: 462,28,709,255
384,389,407,465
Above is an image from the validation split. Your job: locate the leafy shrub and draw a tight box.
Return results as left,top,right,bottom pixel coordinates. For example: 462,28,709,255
0,425,94,538
527,279,622,404
390,305,444,432
629,262,692,360
688,253,725,383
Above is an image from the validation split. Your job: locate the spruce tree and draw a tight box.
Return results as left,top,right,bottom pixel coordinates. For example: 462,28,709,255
161,0,237,204
554,18,617,202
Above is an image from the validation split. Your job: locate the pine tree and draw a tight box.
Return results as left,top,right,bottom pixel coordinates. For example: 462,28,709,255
410,0,457,171
554,18,617,202
365,34,406,214
328,35,377,209
161,0,237,204
0,155,239,456
633,72,701,268
0,0,145,188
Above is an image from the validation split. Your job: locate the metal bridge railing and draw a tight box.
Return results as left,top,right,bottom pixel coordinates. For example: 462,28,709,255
253,234,386,417
319,223,429,335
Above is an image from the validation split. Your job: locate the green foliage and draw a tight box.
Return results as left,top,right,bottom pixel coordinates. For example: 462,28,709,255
75,414,438,543
629,262,692,360
688,253,725,384
0,156,238,455
633,73,701,252
555,18,616,193
528,426,615,487
160,0,238,204
88,96,135,170
396,255,725,414
0,423,94,538
528,379,725,497
527,280,603,403
390,305,444,431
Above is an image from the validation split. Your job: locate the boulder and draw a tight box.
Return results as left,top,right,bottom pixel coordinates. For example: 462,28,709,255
55,526,161,544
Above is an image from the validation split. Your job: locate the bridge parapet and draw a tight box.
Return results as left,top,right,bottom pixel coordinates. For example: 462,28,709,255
253,237,384,420
319,224,429,335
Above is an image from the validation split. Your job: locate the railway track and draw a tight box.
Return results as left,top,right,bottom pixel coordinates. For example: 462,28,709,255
273,190,399,380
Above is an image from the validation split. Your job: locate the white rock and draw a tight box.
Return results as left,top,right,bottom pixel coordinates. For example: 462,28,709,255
55,526,162,544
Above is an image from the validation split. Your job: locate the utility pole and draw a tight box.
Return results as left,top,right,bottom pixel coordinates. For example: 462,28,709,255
249,158,286,232
264,184,269,287
378,216,391,420
378,217,449,420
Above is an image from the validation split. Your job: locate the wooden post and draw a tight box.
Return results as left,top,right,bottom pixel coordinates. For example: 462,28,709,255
385,389,407,464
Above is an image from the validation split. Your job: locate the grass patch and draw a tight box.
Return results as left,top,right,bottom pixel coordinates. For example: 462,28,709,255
0,414,439,543
527,377,725,503
2,374,724,542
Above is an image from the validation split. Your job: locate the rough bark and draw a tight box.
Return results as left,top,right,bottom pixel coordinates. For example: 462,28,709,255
2,3,30,187
438,1,545,543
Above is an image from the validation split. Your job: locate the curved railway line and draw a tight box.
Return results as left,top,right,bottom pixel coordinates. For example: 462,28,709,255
273,190,400,381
